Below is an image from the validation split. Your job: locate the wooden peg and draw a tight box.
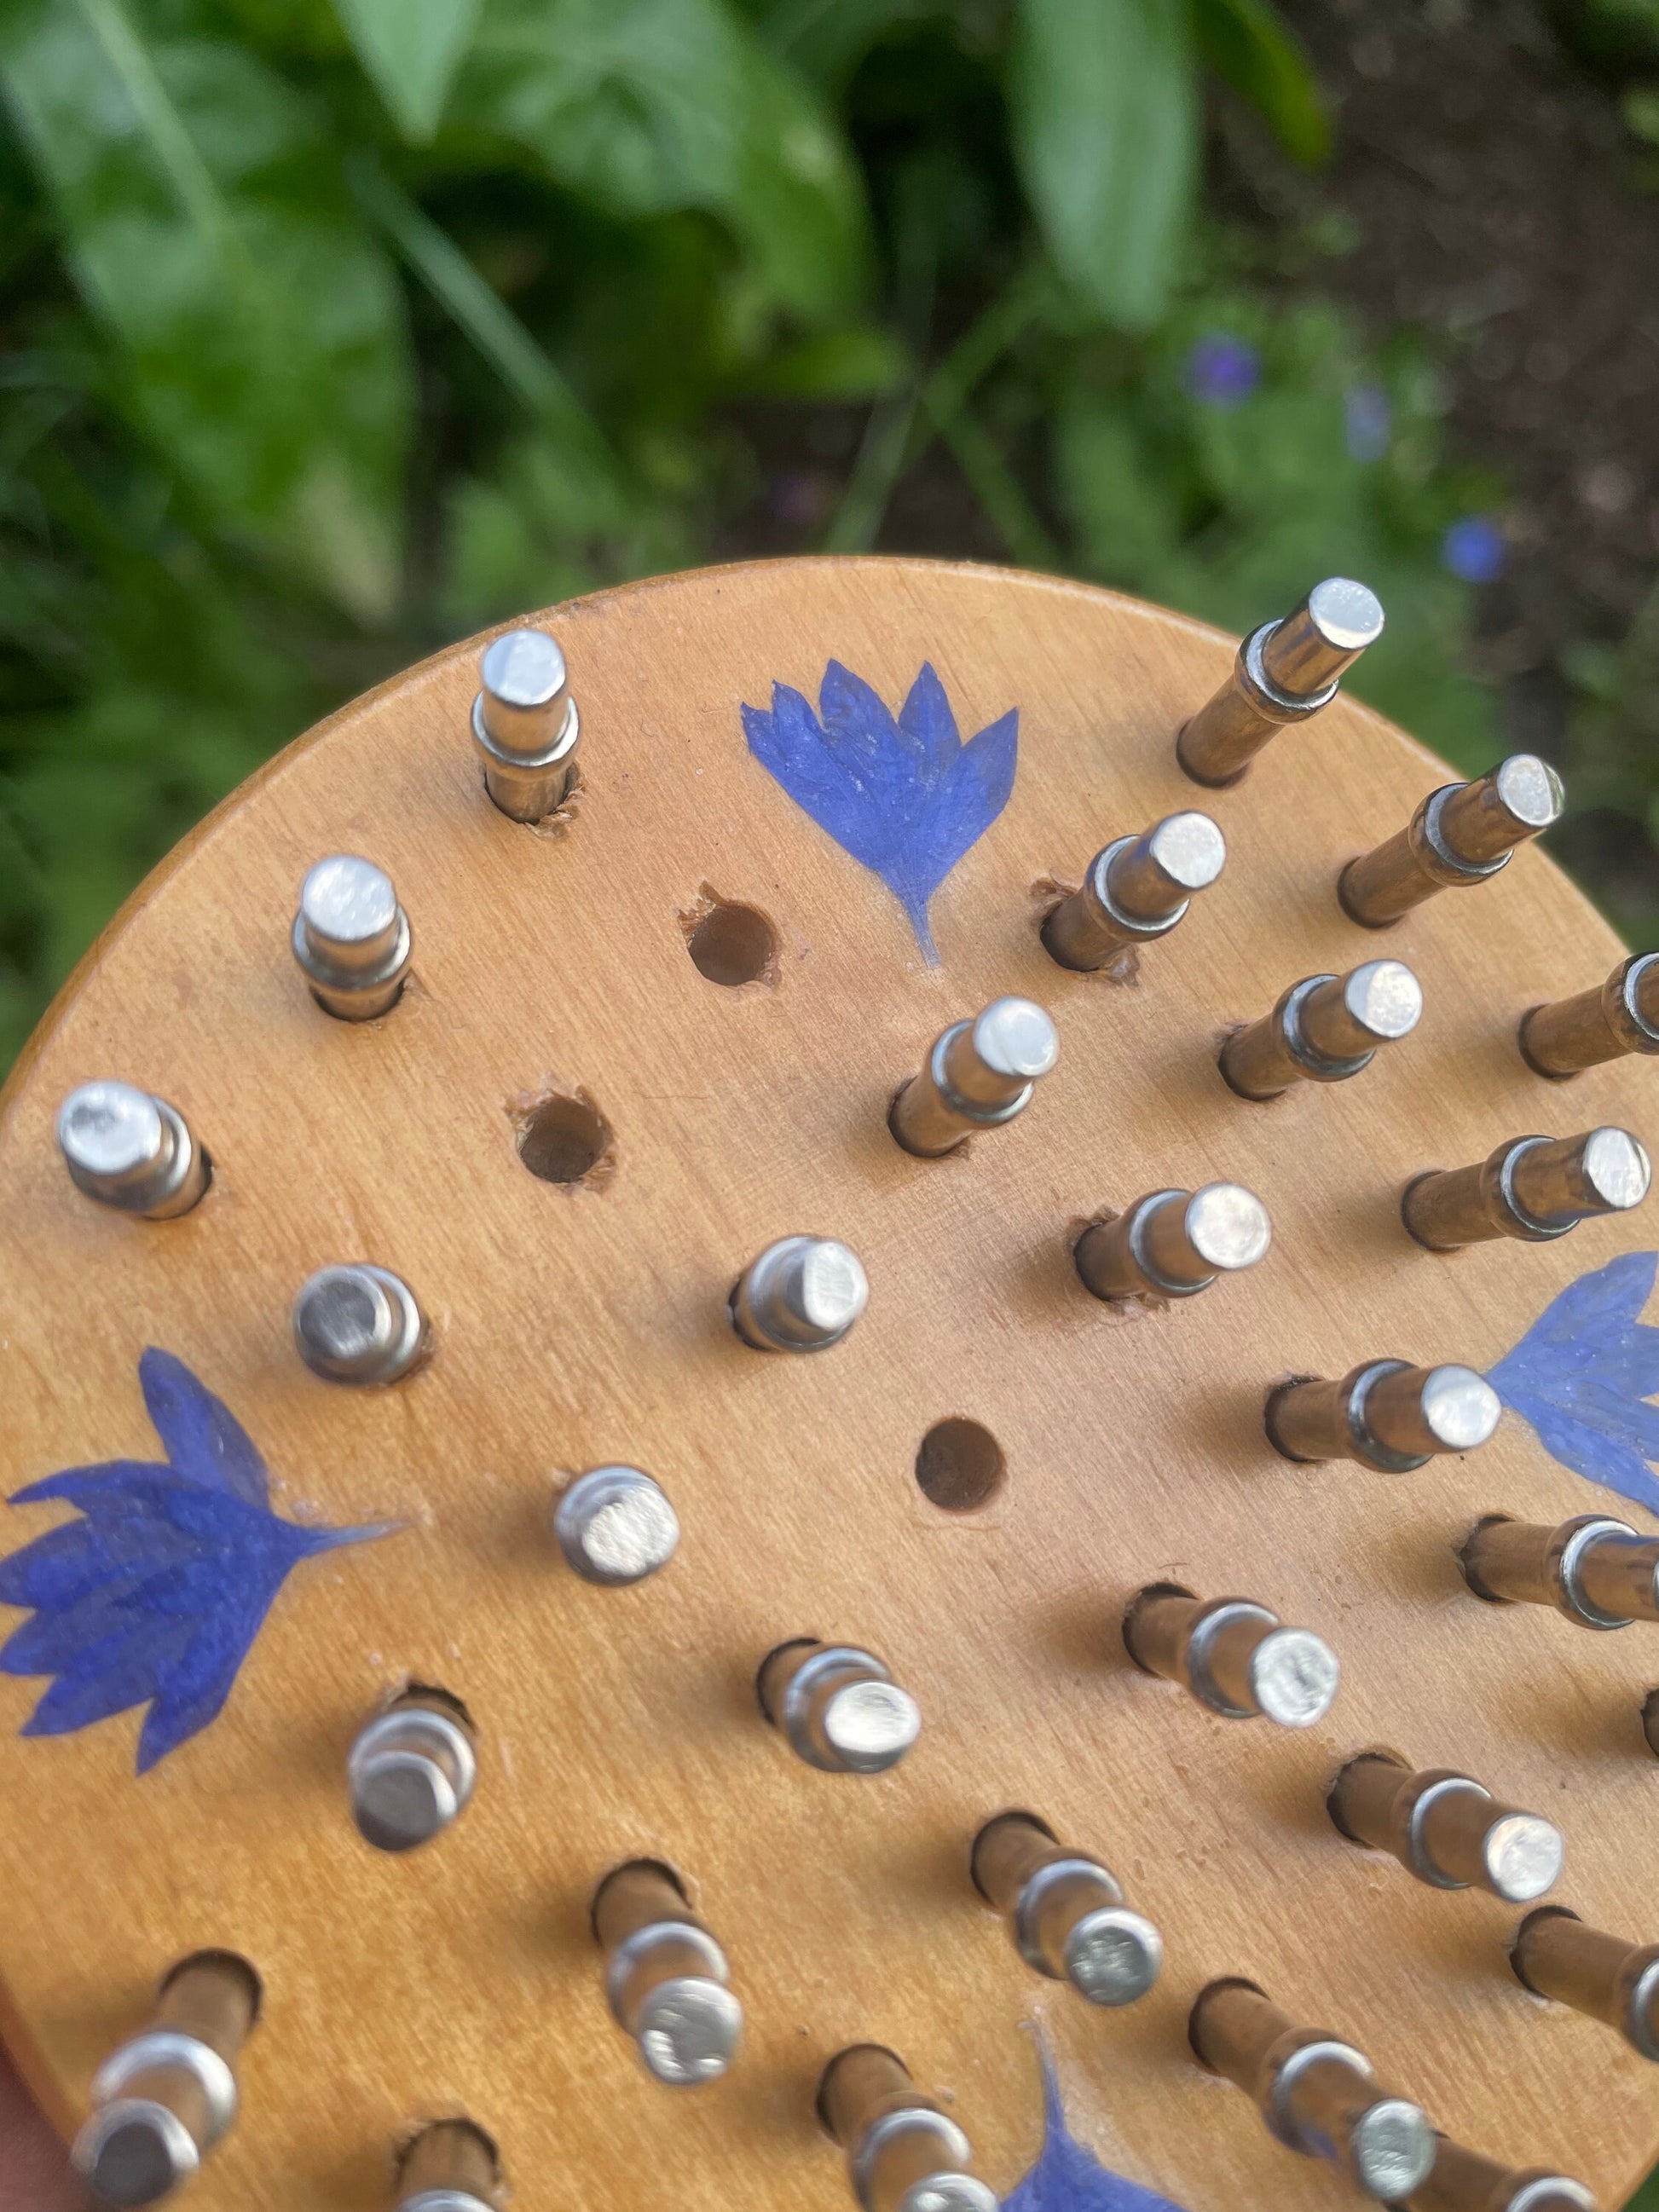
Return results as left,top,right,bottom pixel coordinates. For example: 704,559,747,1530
818,2045,996,2212
1042,812,1224,969
1124,1585,1339,1728
1512,1907,1659,2062
1176,579,1384,787
72,1952,259,2207
1329,1752,1563,1903
1219,961,1422,1100
394,2119,502,2212
1188,1978,1436,2200
1402,1130,1650,1251
1074,1184,1270,1302
1401,2136,1594,2212
889,997,1058,1157
757,1640,919,1774
1520,953,1659,1079
593,1861,742,2087
1268,1361,1500,1472
1460,1514,1659,1630
1339,756,1564,928
56,1081,210,1220
971,1811,1163,2006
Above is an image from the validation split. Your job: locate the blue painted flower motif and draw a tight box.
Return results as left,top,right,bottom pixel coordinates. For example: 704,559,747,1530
741,659,1018,962
1441,514,1507,584
1004,2054,1190,2210
0,1349,398,1772
1182,332,1261,409
1489,1250,1659,1519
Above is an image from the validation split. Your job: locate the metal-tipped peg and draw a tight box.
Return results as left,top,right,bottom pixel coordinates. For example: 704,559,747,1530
1522,954,1659,1080
1189,1979,1436,2201
471,627,580,821
555,1466,679,1585
731,1234,868,1352
1176,579,1384,788
1402,2138,1594,2212
1074,1184,1270,1302
1124,1585,1339,1729
594,1862,741,2088
1220,961,1423,1100
1268,1361,1500,1473
291,854,411,1019
72,1952,259,2208
57,1081,210,1220
348,1689,477,1853
818,2044,997,2212
971,1811,1163,2007
1329,1752,1563,1903
394,2120,501,2212
1460,1513,1659,1631
293,1263,424,1386
1042,812,1224,971
1339,755,1564,928
1403,1129,1650,1251
889,997,1059,1156
758,1639,920,1774
1512,1906,1659,2062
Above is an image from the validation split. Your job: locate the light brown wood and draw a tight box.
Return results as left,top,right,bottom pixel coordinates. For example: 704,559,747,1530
1,556,1656,2212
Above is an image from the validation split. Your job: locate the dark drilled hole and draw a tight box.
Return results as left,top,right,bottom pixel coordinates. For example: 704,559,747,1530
686,898,776,987
915,1418,1006,1513
517,1094,611,1186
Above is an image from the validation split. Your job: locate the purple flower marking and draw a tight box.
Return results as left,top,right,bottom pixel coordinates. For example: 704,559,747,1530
1183,332,1261,409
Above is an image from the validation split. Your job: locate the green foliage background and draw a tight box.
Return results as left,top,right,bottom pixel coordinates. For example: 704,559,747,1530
0,0,1507,1072
1,1,1657,2201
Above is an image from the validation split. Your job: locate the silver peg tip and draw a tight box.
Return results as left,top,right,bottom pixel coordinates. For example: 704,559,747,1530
74,2103,199,2208
293,1264,423,1386
636,1978,744,2087
555,1466,679,1585
732,1235,870,1351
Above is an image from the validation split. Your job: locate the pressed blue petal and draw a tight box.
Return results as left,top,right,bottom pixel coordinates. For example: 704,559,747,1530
907,707,1020,900
1491,1252,1659,1517
0,1352,399,1771
818,658,903,771
742,685,893,875
743,660,1020,961
138,1603,276,1774
1004,2054,1191,2211
138,1347,269,1506
10,1460,173,1512
897,661,961,772
20,1615,191,1736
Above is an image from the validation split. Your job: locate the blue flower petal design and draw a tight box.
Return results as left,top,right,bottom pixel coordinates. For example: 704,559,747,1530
1003,2053,1190,2210
1488,1250,1659,1519
741,659,1018,962
0,1349,398,1771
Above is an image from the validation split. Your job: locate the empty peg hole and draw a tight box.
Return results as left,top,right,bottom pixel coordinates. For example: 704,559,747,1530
915,1418,1005,1513
512,1088,614,1187
683,894,777,987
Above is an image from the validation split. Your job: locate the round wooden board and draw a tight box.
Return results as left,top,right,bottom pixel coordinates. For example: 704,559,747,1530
1,557,1656,2212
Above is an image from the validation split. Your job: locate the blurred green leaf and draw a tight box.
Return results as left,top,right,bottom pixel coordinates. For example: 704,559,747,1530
1623,80,1659,137
743,324,909,398
1192,0,1329,164
332,0,481,141
0,0,412,620
454,0,871,321
1009,0,1199,332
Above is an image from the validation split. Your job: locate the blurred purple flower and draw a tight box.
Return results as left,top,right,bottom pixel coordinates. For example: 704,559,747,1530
1183,333,1261,409
1442,514,1507,584
1344,384,1392,462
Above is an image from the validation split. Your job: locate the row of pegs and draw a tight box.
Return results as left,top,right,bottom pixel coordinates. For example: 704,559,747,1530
74,1828,1631,2212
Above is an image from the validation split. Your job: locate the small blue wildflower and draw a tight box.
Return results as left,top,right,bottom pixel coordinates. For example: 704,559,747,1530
1183,333,1261,409
1442,514,1507,584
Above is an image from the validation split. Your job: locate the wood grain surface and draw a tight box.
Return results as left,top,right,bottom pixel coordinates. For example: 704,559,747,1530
1,557,1656,2212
